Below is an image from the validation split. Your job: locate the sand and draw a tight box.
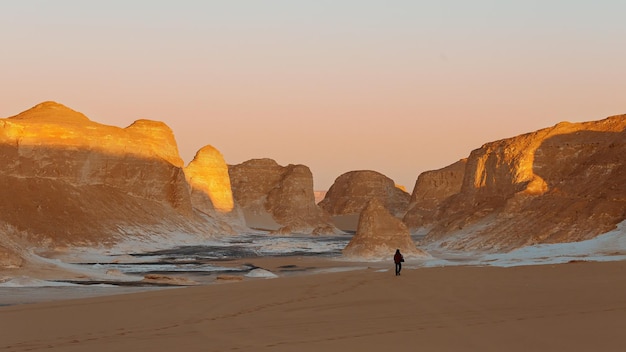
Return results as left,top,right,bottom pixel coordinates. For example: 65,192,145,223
1,258,626,351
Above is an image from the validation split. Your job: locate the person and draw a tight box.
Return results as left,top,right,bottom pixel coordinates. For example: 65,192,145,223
394,249,404,276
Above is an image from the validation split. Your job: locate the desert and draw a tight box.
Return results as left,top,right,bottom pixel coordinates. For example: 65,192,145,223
2,259,626,351
3,2,626,350
0,101,625,351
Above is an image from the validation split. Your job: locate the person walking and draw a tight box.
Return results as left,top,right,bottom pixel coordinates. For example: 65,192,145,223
394,249,404,276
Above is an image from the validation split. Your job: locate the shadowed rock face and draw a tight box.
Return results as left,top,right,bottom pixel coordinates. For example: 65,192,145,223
403,159,467,229
416,115,626,251
343,198,428,259
0,102,227,247
229,159,339,235
318,170,410,231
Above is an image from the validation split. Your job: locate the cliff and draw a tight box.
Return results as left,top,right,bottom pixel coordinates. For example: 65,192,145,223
403,159,467,229
0,102,233,255
415,115,626,251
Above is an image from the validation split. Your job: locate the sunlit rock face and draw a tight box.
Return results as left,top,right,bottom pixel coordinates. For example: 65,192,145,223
417,115,626,251
318,170,410,232
185,145,235,213
229,158,339,235
403,159,466,229
343,198,428,259
0,102,225,246
184,145,246,231
1,102,189,210
3,102,184,167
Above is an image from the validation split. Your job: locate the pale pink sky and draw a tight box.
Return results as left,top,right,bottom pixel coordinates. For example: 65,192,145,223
2,1,625,190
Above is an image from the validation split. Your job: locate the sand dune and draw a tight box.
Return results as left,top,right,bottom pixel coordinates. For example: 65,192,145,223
1,259,626,351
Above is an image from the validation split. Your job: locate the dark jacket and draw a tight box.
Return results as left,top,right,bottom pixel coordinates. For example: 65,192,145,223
394,252,403,264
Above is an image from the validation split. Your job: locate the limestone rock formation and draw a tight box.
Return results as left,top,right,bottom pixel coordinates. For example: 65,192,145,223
184,145,245,230
343,198,428,259
0,101,230,248
318,170,411,232
417,115,626,251
229,159,339,235
403,159,467,229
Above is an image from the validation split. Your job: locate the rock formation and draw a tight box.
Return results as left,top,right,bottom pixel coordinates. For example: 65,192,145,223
343,198,428,259
313,191,327,204
2,100,623,271
403,159,467,229
416,115,626,251
184,145,245,230
0,101,232,249
229,159,339,235
318,170,411,232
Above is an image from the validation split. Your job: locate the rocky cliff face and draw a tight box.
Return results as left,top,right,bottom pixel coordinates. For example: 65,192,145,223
417,115,626,251
318,170,410,231
343,198,428,259
228,159,339,234
403,159,466,228
0,102,230,250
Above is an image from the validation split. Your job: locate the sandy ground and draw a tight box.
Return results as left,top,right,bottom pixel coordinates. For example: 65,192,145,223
1,258,626,352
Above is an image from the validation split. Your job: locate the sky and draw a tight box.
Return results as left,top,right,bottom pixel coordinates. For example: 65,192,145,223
1,1,625,191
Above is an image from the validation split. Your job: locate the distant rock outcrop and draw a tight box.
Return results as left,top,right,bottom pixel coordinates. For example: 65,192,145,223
229,159,339,235
318,171,410,232
343,198,428,259
416,115,626,251
403,159,467,229
0,101,232,248
313,191,327,204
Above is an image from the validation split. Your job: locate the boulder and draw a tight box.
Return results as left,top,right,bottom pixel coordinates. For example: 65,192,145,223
245,268,278,278
318,170,410,231
343,198,428,260
229,159,339,234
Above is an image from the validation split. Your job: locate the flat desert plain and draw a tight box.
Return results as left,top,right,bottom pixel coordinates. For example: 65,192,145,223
1,258,626,352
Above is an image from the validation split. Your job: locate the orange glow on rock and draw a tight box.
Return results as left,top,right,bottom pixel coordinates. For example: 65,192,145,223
185,145,235,213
